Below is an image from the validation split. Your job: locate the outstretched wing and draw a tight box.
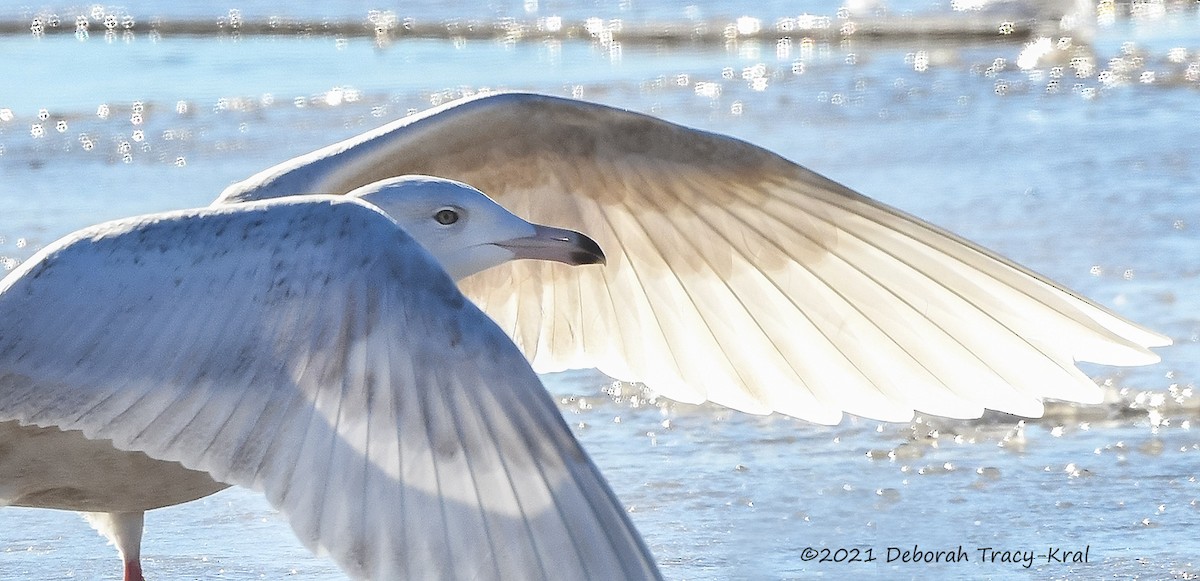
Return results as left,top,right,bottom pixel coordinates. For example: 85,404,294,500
0,197,660,580
217,92,1170,424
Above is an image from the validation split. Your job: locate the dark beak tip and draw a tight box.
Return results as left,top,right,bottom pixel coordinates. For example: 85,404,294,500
575,233,606,266
571,249,607,266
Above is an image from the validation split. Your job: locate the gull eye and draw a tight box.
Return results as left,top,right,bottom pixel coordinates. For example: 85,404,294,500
434,208,459,225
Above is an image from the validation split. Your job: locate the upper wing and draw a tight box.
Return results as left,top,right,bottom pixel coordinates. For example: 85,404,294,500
0,197,660,580
217,92,1171,424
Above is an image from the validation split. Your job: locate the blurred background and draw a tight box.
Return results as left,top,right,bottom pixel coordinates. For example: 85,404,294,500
1,1,1199,578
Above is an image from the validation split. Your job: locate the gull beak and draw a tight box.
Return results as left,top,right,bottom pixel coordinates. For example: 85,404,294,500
495,224,607,267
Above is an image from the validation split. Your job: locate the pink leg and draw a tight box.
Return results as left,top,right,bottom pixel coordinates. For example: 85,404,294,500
123,559,145,581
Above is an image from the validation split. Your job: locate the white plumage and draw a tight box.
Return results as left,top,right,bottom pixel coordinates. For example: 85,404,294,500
0,191,654,579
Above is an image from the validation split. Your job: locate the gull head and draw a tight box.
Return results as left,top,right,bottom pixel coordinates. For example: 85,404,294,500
348,175,605,280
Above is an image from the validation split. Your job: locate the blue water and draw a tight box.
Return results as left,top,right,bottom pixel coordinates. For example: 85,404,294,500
2,1,1200,579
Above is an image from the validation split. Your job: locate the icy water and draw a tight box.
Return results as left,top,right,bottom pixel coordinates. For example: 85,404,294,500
2,1,1200,579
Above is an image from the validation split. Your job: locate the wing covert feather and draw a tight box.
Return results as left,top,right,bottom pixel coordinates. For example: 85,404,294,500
0,197,660,580
217,92,1170,424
